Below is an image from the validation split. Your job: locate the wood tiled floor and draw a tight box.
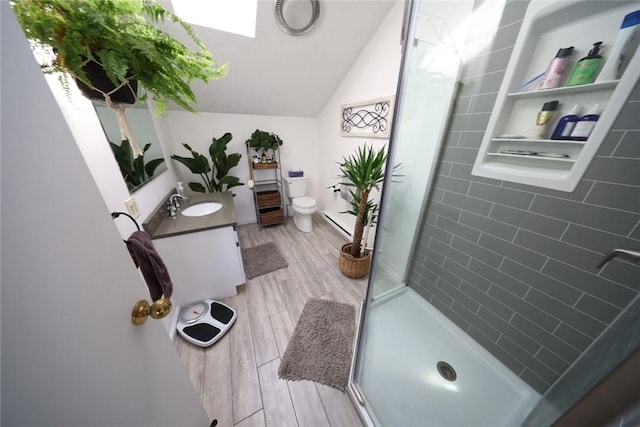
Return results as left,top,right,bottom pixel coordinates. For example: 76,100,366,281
175,214,367,427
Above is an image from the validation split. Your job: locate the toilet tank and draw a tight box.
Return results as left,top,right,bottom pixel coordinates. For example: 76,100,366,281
285,177,307,198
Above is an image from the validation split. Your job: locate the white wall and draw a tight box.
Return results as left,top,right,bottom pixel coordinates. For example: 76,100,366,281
1,6,210,425
315,0,405,213
164,111,319,224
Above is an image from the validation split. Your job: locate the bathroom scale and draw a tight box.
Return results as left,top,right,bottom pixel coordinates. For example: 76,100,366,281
176,299,237,348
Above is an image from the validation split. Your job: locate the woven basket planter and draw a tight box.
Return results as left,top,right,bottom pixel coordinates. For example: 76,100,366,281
338,243,371,278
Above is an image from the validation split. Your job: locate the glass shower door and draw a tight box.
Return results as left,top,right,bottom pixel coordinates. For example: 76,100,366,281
353,0,473,424
368,0,467,297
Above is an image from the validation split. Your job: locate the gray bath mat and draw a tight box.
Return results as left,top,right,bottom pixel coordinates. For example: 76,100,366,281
278,298,356,391
241,242,288,279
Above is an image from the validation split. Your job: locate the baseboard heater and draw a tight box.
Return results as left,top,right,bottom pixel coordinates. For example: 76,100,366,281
323,210,352,241
322,210,375,249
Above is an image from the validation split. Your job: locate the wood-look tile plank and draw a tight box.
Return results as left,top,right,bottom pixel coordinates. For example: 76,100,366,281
175,335,205,396
286,262,324,298
258,358,298,427
315,383,363,427
288,381,331,427
270,311,294,357
228,289,263,423
246,279,280,367
261,274,287,316
276,278,309,325
235,410,266,427
202,332,233,426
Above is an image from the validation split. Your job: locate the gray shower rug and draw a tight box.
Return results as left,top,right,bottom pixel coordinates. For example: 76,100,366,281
278,298,356,391
241,241,288,279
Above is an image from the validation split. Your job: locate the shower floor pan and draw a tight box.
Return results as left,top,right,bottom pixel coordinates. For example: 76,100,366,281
358,288,540,426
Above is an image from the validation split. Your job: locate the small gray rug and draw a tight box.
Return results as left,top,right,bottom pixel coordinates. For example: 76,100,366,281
278,298,356,391
241,242,288,279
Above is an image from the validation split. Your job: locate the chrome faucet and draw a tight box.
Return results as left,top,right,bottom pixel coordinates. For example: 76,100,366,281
596,248,640,269
167,193,186,218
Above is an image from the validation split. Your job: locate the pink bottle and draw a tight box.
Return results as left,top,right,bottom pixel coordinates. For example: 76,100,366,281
539,47,574,89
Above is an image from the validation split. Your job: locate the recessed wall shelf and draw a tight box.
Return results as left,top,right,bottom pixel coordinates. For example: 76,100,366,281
472,0,640,192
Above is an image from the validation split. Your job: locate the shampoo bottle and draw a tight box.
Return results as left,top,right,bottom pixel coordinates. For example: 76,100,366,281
596,9,640,82
539,47,574,89
569,104,601,141
550,105,581,140
532,100,559,139
567,42,603,86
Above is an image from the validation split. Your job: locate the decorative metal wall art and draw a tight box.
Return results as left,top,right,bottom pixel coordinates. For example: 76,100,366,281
340,96,395,138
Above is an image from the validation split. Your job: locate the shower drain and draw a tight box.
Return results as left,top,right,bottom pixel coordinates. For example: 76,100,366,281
436,361,457,381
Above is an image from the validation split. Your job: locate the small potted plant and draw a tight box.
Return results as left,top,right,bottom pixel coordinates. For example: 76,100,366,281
10,0,227,115
337,144,398,278
245,129,283,165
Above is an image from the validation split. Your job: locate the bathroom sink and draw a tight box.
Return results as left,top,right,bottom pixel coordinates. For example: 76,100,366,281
181,202,223,217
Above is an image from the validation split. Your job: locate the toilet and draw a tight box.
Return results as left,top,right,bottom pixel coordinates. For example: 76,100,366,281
284,177,317,232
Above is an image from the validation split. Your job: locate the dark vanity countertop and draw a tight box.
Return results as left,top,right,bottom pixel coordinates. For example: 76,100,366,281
143,191,237,240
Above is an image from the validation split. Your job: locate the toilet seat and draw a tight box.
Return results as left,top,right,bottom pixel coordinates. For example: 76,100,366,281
293,196,316,209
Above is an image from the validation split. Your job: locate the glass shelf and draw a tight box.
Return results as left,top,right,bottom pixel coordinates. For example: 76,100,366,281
492,138,587,145
507,80,619,98
485,152,576,163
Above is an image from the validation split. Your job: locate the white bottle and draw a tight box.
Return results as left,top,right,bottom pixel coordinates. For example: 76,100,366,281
597,9,640,82
176,181,189,201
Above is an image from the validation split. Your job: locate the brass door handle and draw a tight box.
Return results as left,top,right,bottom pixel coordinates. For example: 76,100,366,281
131,298,172,325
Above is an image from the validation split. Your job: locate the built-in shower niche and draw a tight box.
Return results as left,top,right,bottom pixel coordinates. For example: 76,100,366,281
471,0,640,192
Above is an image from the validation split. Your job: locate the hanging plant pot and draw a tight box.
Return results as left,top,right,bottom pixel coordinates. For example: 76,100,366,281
338,243,371,278
74,59,138,105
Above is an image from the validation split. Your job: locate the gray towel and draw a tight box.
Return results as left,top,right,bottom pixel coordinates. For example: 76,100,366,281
125,231,173,301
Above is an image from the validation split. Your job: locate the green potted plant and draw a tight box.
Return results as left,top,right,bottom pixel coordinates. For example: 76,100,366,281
10,0,227,115
245,129,283,163
171,132,244,193
337,144,398,278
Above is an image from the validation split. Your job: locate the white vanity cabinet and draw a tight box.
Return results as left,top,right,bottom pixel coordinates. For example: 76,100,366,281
153,225,246,304
471,0,640,192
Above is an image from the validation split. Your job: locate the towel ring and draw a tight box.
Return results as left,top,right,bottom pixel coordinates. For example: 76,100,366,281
111,211,141,231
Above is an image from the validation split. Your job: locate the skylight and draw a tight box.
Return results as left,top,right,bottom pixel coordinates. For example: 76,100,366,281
171,0,258,38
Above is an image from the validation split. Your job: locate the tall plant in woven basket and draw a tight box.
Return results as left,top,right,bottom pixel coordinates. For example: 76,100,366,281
337,144,396,278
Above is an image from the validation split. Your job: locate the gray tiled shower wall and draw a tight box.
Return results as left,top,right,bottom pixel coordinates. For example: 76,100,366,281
407,0,640,394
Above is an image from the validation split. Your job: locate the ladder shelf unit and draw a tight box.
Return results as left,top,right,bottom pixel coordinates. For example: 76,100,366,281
247,147,286,228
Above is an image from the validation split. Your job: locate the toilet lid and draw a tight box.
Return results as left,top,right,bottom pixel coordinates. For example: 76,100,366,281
293,196,315,208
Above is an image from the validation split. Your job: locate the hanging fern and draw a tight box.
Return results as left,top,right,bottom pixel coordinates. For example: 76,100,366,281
11,0,227,114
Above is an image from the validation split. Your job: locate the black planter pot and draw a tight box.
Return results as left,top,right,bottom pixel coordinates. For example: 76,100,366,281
74,59,138,105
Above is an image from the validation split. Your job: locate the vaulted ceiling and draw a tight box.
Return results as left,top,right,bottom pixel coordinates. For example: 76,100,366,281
161,0,397,117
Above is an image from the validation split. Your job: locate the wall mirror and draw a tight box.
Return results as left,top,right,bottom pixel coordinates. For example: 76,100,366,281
94,104,167,193
274,0,321,36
